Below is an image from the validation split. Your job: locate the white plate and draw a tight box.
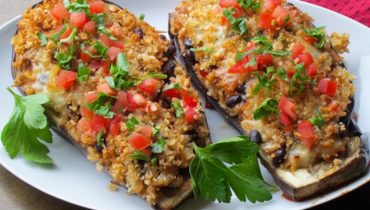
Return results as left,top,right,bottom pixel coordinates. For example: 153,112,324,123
0,1,369,210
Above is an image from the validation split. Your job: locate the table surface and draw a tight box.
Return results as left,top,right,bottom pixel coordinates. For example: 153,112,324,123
0,0,369,210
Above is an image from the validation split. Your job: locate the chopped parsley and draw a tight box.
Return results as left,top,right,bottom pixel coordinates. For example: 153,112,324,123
237,0,261,12
96,130,104,147
139,13,145,21
1,88,53,164
64,0,89,13
303,26,326,48
163,83,180,91
85,92,115,118
94,13,118,40
130,151,149,161
36,32,48,46
51,24,68,43
309,111,324,128
253,98,278,120
289,63,316,95
54,42,76,70
151,137,166,154
190,136,274,203
223,8,247,35
253,67,288,95
92,41,108,58
150,157,158,165
190,47,213,53
77,64,90,82
107,53,134,90
126,117,139,131
171,100,184,118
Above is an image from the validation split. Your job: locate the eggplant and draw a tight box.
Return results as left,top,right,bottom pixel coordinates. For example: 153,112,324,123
169,0,369,201
11,1,210,209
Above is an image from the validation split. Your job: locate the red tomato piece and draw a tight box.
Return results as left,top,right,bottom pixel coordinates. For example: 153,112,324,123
306,63,317,79
271,6,289,26
279,112,291,127
112,91,128,113
304,36,315,44
91,115,110,133
297,121,315,149
56,70,77,90
296,52,314,68
77,118,93,134
50,3,69,21
184,106,197,123
291,43,305,59
70,12,87,28
107,47,122,61
97,82,117,96
279,96,297,121
129,132,151,150
287,68,295,79
318,78,337,96
219,0,240,8
83,21,96,33
228,54,258,74
163,89,180,98
109,114,122,136
84,92,98,103
79,48,92,63
100,34,124,49
81,106,94,120
182,90,198,108
132,94,147,107
137,78,160,96
257,53,273,68
140,125,153,138
262,0,282,12
89,0,106,14
259,12,275,31
101,60,111,75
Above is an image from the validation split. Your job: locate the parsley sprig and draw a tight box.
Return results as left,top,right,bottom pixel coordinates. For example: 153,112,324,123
253,66,287,95
289,63,316,95
253,98,278,120
85,92,116,118
237,0,261,12
303,26,326,48
223,8,247,35
190,136,274,203
1,88,53,164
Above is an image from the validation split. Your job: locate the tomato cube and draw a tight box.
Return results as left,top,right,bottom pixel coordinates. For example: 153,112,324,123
129,132,151,150
297,121,315,149
50,3,69,21
89,1,106,14
137,78,160,96
318,78,337,96
70,12,87,28
56,70,77,90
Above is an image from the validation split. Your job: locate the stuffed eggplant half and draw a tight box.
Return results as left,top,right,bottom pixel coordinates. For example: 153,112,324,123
170,0,369,200
11,0,210,209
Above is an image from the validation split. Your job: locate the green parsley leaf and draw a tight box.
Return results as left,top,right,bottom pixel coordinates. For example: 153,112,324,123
130,151,149,161
190,47,213,53
65,0,89,13
139,13,145,21
152,127,160,136
60,28,77,44
85,92,115,118
126,117,139,131
253,67,288,95
223,8,247,35
96,130,104,147
190,136,274,203
303,26,326,48
277,67,288,81
51,24,67,43
141,72,167,80
1,88,53,164
108,53,134,90
253,98,278,120
94,13,118,40
151,137,166,154
54,42,76,70
151,157,158,165
171,100,184,118
163,83,180,91
309,111,324,128
289,63,315,95
237,0,261,12
77,64,90,82
93,41,108,58
37,32,48,46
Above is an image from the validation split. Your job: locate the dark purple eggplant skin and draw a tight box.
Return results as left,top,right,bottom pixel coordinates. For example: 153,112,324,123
169,12,369,201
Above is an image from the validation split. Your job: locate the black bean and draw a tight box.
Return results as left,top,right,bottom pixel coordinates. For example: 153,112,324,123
183,38,193,49
236,83,246,94
226,95,243,108
161,59,176,77
249,129,262,144
160,34,167,40
272,145,286,167
185,129,198,140
161,97,171,109
165,44,176,57
134,27,144,39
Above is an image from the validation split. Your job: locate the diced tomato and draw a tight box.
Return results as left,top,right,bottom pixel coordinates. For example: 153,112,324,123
297,121,315,149
296,52,314,68
256,53,273,68
81,106,94,120
77,118,93,134
80,48,92,63
219,0,240,8
182,90,198,108
287,68,295,79
83,21,96,33
271,6,289,26
109,114,122,136
140,125,153,138
262,0,282,12
89,0,106,14
50,3,69,21
112,91,128,113
279,96,297,121
97,82,117,96
304,36,315,44
101,60,111,75
306,63,317,79
100,34,124,49
55,25,72,40
163,89,180,98
84,92,98,103
70,12,87,28
318,78,337,96
107,47,122,61
90,115,110,133
184,106,197,123
199,69,210,78
127,93,147,111
291,43,305,59
128,132,151,150
56,70,77,90
137,78,160,96
228,54,258,74
279,112,291,127
258,12,275,30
